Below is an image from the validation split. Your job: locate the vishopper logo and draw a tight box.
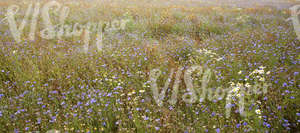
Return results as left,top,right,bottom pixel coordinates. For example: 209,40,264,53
149,65,271,118
287,2,300,40
1,1,131,53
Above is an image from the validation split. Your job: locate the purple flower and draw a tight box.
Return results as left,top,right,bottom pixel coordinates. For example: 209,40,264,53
90,98,96,104
282,123,290,127
282,83,287,87
263,122,271,128
277,106,282,110
236,123,241,128
211,112,216,117
216,128,220,133
155,127,160,130
296,113,300,116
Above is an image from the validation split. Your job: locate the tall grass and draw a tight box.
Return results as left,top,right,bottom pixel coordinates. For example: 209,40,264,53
0,0,299,132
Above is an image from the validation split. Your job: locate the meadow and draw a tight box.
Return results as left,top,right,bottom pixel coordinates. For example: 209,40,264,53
0,0,299,132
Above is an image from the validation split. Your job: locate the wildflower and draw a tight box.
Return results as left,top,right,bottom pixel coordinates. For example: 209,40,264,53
263,97,268,100
263,122,271,128
229,82,235,86
216,128,220,133
266,71,270,75
90,98,96,104
296,113,300,116
236,123,241,128
251,69,259,75
144,116,149,120
238,71,242,75
139,90,145,93
255,109,261,115
277,106,282,110
232,87,240,92
259,66,266,70
211,112,216,117
155,127,160,131
245,83,251,88
259,77,265,82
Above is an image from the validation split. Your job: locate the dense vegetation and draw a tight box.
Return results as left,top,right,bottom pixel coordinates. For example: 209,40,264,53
0,0,299,132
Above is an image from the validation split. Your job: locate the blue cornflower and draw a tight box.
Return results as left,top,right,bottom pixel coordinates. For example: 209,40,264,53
155,127,160,130
277,106,282,110
263,122,271,128
90,98,96,104
211,112,216,117
282,83,287,87
216,128,220,133
236,123,241,128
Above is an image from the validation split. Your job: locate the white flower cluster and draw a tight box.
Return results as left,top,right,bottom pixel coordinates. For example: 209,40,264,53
196,49,223,61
